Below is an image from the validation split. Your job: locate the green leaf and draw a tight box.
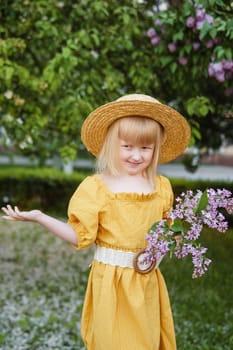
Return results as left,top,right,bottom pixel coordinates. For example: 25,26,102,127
5,65,14,82
214,46,226,60
171,219,186,233
209,27,217,39
199,105,208,116
160,56,173,67
186,96,214,117
170,62,178,73
62,47,71,58
191,127,201,140
184,44,192,54
224,48,233,60
195,190,208,215
200,22,212,38
173,31,184,41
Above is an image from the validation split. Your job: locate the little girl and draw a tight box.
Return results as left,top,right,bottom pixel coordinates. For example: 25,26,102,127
2,94,190,350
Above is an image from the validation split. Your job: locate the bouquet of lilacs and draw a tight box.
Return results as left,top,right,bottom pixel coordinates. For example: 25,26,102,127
145,188,233,278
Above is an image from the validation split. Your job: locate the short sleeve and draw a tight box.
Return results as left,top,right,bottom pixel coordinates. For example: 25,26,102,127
67,176,106,250
160,176,174,219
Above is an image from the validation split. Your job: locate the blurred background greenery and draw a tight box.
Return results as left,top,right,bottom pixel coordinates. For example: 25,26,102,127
0,0,232,169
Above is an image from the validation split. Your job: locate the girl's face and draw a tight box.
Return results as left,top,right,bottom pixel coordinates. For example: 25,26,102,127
118,138,155,176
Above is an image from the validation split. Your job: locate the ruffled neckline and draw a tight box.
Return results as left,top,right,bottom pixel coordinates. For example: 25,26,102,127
94,174,161,200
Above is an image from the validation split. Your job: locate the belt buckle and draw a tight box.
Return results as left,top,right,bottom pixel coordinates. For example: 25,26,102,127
133,249,157,274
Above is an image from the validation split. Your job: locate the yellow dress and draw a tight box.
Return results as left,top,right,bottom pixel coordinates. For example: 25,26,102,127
68,174,176,350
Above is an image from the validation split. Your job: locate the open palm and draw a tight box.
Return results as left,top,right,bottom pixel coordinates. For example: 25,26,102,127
1,205,42,222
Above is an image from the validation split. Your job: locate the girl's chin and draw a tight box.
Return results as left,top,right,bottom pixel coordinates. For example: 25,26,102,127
118,163,145,176
123,168,143,176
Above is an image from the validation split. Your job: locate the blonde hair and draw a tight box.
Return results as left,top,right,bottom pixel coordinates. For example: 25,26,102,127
96,116,164,184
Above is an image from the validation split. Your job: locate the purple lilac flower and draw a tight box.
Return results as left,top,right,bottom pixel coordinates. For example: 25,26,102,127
208,62,225,82
168,42,177,53
186,16,196,28
155,240,170,256
187,6,214,31
147,28,156,38
185,222,203,240
196,19,206,30
205,14,214,25
192,253,212,279
195,7,206,21
154,19,161,26
178,57,188,65
222,60,233,71
174,243,188,259
151,36,161,46
216,72,225,82
192,42,200,51
206,40,214,49
144,188,233,278
208,63,216,77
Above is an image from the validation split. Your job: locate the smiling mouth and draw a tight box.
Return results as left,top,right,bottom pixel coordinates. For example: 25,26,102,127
127,161,141,166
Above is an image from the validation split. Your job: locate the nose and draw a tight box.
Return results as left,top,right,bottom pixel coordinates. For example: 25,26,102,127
131,148,141,161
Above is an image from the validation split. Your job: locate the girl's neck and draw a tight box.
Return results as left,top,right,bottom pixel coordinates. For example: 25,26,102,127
100,173,155,194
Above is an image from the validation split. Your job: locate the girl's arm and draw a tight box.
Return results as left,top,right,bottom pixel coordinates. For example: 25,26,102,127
1,205,78,246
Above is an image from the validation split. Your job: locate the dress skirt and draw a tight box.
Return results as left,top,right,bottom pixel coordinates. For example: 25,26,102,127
80,261,176,350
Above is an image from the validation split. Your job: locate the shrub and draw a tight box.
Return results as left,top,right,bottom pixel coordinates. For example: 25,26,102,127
0,166,232,220
0,167,89,216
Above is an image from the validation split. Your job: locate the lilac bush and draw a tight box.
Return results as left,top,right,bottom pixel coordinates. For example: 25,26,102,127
145,189,233,278
146,2,232,92
145,0,233,160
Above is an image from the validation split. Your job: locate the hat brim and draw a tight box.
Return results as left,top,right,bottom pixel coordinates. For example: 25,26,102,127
81,100,191,164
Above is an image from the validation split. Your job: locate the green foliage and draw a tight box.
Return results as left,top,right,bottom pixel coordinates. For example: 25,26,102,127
0,0,159,162
186,96,215,118
0,0,232,166
147,0,233,151
0,166,88,215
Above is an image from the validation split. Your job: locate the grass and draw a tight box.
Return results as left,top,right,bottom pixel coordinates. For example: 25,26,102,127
0,220,90,350
162,228,233,350
0,219,233,350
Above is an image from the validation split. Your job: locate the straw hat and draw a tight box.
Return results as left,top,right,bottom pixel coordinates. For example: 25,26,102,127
81,94,191,164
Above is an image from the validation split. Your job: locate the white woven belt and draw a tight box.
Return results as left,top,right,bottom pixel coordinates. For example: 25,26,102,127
94,246,136,268
93,245,164,271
